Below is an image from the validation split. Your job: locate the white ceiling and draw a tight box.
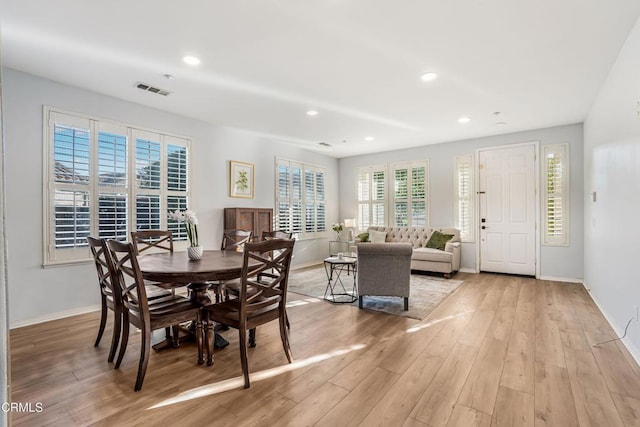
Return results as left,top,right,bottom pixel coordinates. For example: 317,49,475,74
2,1,640,158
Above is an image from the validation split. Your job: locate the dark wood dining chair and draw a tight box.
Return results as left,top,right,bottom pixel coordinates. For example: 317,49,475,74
261,230,293,240
131,230,174,254
131,230,179,345
204,238,295,388
87,236,122,363
106,239,204,391
212,229,253,302
221,229,252,251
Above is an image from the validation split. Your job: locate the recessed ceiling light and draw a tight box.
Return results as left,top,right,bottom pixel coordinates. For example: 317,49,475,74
496,121,507,125
306,110,318,116
182,55,201,66
365,136,374,141
421,72,438,81
318,142,331,147
163,74,174,80
458,116,471,123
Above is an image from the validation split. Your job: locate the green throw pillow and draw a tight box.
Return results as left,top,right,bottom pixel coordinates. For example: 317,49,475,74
357,232,369,242
425,230,454,250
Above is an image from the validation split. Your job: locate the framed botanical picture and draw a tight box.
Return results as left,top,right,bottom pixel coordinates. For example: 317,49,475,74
229,160,254,198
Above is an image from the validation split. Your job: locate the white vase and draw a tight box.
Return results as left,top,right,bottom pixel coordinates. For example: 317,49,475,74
187,246,203,260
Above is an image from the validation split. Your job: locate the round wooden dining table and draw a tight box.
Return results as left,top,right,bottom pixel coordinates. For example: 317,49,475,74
137,249,256,365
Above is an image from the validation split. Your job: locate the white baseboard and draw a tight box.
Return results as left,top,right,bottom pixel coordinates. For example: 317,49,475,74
459,268,477,274
538,275,583,284
583,281,640,367
10,304,100,330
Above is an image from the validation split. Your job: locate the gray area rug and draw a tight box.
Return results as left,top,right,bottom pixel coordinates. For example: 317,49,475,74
287,265,464,320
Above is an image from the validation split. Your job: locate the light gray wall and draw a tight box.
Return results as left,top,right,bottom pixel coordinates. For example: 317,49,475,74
2,68,338,326
584,16,640,360
0,39,11,426
339,124,584,279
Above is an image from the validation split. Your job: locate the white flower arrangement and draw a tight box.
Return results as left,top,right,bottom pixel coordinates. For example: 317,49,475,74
168,209,199,247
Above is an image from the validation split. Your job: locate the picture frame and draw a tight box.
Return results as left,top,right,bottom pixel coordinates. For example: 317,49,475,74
229,160,254,199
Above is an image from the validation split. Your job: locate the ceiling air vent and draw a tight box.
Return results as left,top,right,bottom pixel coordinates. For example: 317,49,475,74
318,142,332,147
135,82,171,96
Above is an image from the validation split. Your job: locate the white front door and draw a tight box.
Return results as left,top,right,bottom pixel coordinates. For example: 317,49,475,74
479,144,536,275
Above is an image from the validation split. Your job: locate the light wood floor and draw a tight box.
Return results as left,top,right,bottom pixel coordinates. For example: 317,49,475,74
9,272,640,426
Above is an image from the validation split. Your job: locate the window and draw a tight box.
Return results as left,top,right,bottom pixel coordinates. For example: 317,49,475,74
454,155,474,242
391,161,428,227
45,109,191,264
543,144,569,245
275,158,326,238
357,165,387,230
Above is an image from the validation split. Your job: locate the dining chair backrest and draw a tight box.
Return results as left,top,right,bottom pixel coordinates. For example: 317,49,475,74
131,230,174,254
221,229,252,251
238,239,295,317
261,230,293,240
87,236,120,303
106,239,151,323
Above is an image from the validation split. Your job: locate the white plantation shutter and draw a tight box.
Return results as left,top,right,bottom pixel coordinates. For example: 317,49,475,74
543,144,569,245
275,158,326,238
44,108,191,265
357,165,387,230
391,161,428,227
454,155,474,242
166,138,189,241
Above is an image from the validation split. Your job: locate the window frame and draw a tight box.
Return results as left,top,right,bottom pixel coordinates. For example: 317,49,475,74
43,107,192,266
454,155,475,242
542,143,569,246
390,160,429,228
274,157,326,240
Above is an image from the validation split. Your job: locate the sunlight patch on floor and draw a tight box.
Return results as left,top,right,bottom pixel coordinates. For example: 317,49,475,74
405,310,474,333
286,298,322,308
147,343,367,409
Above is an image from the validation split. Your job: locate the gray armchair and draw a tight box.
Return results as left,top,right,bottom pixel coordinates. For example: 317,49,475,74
357,242,413,311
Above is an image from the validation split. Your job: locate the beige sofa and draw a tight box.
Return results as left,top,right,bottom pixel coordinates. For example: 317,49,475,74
364,226,461,278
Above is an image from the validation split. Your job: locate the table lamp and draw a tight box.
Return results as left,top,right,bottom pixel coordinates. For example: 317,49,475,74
344,218,356,241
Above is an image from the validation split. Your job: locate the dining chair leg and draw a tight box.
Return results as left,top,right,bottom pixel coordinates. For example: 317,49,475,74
279,316,293,363
108,309,122,363
239,327,250,388
115,313,129,369
249,328,256,348
94,297,107,347
205,313,214,366
171,325,180,348
196,313,204,365
285,311,290,330
135,325,151,392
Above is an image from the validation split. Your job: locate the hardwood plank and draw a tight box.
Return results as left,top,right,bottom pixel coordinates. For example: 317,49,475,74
447,404,492,427
585,331,640,400
610,392,640,426
458,310,496,348
491,386,534,427
458,337,509,414
564,349,624,427
359,353,445,426
410,343,479,426
501,329,535,394
277,382,349,426
534,361,579,426
315,367,400,427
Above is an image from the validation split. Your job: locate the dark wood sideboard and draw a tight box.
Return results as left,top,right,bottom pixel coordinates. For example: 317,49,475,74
224,207,273,241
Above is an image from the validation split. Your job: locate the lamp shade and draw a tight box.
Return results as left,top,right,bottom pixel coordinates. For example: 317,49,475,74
344,218,356,228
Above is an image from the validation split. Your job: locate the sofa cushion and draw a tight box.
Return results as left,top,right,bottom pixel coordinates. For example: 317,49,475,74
368,229,387,243
412,247,453,263
357,232,370,242
425,230,454,250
